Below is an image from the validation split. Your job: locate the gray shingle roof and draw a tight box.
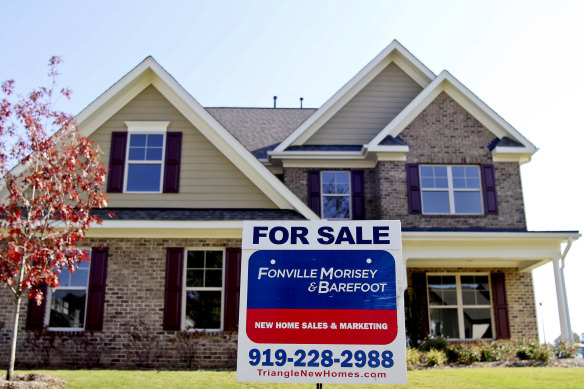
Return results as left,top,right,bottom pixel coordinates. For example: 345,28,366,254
285,145,363,151
93,208,306,221
206,108,316,153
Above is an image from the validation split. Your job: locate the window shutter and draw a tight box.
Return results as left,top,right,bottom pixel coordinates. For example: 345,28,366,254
491,272,510,339
163,132,182,193
85,247,109,331
26,285,48,330
406,163,422,214
351,170,366,220
164,247,184,331
307,170,321,216
412,272,429,338
481,164,498,214
107,132,127,193
224,247,242,331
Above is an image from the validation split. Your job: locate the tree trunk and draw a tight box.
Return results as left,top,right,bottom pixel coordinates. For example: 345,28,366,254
7,294,22,381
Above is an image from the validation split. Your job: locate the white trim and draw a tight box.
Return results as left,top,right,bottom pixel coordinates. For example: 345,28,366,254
274,40,435,152
182,247,226,331
369,71,538,160
125,121,169,133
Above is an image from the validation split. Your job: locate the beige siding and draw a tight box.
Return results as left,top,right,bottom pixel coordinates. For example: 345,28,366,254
306,63,422,145
91,85,277,208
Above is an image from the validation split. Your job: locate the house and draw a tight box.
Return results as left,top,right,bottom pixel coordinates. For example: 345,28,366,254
0,41,579,369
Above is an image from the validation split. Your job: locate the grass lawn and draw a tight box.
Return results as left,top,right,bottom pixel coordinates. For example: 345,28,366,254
16,367,584,389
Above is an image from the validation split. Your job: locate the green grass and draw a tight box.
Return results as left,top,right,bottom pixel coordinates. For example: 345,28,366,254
16,368,584,389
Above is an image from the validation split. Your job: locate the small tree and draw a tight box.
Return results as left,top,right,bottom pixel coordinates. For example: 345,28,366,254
0,57,108,380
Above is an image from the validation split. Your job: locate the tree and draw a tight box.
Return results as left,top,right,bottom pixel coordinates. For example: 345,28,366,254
0,57,108,380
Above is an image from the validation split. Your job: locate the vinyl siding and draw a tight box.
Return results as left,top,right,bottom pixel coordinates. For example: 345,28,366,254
91,85,278,208
306,63,422,145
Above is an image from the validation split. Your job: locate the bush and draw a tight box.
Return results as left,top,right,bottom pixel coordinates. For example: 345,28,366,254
554,341,576,359
406,348,423,369
478,340,514,362
419,336,448,352
447,342,481,364
423,349,447,367
516,341,553,361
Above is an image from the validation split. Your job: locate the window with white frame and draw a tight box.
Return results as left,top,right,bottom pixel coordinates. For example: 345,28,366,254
184,249,224,330
321,171,351,219
427,274,493,340
420,165,482,215
46,251,91,330
124,121,168,193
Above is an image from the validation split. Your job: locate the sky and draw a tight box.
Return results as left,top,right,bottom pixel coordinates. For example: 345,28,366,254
1,0,583,343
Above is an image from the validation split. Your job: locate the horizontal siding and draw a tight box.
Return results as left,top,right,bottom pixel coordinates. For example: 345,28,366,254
306,63,422,145
91,85,277,209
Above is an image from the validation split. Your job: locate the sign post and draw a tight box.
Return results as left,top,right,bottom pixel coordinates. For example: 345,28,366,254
237,220,406,385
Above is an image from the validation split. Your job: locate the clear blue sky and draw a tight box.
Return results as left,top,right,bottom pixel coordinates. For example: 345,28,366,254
1,0,583,342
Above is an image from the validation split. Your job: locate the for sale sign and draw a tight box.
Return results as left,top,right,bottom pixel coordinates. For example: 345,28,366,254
237,221,406,385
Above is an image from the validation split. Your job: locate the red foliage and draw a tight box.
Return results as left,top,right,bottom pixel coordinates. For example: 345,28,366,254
0,56,108,303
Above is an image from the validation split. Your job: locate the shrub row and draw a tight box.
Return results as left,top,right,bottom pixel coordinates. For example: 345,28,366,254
406,337,577,369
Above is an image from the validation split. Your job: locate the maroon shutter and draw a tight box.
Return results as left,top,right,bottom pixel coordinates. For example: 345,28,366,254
107,132,127,193
482,164,498,214
26,285,48,330
491,272,510,339
412,272,429,338
307,170,321,216
163,132,182,193
164,247,184,331
406,163,422,214
224,247,242,331
85,247,109,331
351,170,366,220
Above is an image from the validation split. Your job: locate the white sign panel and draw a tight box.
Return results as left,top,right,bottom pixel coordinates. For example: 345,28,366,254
237,220,406,385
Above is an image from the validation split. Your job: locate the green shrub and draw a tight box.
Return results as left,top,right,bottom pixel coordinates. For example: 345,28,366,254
423,348,448,367
554,341,576,359
406,347,423,369
516,341,553,361
478,340,515,362
419,336,448,352
447,342,481,364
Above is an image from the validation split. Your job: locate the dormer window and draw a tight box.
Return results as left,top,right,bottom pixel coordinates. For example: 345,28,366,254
419,165,483,215
124,122,168,193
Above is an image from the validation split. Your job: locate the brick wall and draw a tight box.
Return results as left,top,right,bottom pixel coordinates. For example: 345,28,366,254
406,267,538,341
0,238,241,369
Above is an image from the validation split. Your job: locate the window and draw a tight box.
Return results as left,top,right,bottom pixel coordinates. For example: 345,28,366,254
46,251,91,330
124,121,169,193
183,249,224,330
427,274,493,340
321,171,351,219
420,165,482,214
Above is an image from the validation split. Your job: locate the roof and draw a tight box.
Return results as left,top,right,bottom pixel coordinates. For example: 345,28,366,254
93,208,305,221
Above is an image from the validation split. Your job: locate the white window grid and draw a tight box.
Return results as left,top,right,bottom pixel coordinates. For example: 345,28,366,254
420,165,483,215
123,132,166,193
182,248,225,332
45,249,91,332
320,171,352,220
426,272,495,340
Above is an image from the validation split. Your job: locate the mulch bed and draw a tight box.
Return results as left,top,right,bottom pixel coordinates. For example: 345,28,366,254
412,357,584,370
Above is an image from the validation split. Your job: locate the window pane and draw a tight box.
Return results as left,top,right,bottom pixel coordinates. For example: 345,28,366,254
453,191,482,214
461,276,490,305
428,276,457,306
69,268,89,287
128,147,146,161
321,172,335,193
126,164,162,191
187,251,205,268
146,147,163,161
186,269,204,287
206,251,223,268
185,291,222,329
147,134,164,147
422,191,450,214
322,196,350,219
129,134,147,147
49,289,86,328
452,166,480,189
463,308,493,339
420,166,448,189
205,269,223,287
430,308,459,338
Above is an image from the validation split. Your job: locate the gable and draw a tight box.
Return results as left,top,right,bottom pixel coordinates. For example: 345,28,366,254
91,85,279,209
305,63,422,145
398,92,495,162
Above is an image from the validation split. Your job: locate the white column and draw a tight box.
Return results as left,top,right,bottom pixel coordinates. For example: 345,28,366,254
552,258,572,342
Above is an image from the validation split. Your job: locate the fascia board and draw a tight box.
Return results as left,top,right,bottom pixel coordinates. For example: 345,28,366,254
402,230,580,242
274,41,436,152
366,145,410,153
146,63,319,220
